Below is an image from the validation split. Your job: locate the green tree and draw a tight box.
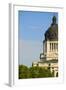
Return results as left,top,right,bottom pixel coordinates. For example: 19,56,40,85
29,66,39,78
38,67,52,78
19,65,29,79
19,65,54,79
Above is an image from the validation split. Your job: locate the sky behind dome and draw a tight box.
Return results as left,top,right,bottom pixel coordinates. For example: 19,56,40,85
18,11,58,66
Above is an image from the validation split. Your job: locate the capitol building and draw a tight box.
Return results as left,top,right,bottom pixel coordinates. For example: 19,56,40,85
32,16,58,77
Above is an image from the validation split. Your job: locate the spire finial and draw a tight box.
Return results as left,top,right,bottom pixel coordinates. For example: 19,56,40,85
52,16,56,24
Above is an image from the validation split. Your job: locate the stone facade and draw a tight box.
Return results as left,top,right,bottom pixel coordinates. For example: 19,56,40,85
32,16,58,77
41,40,58,61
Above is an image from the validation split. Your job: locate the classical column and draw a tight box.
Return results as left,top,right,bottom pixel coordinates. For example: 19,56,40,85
54,43,55,50
53,43,55,51
50,43,51,51
53,43,54,51
52,43,53,51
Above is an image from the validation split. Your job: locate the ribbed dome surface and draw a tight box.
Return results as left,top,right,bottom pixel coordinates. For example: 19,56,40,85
45,16,58,41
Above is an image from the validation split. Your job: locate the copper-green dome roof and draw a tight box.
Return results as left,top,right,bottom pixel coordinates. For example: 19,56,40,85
45,16,58,41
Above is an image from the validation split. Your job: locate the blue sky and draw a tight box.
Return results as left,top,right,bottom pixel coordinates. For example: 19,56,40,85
18,11,58,66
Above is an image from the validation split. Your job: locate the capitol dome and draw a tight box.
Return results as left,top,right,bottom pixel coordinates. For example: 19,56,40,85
45,16,58,41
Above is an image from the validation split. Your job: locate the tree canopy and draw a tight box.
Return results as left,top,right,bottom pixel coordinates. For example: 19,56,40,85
19,65,54,79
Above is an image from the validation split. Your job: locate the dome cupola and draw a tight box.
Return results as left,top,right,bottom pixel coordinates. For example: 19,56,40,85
45,16,58,41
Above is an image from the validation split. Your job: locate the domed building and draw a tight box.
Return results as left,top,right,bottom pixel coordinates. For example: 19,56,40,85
32,16,58,77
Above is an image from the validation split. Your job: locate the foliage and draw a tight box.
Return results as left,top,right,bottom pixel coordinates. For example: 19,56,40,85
19,65,29,79
19,65,53,79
